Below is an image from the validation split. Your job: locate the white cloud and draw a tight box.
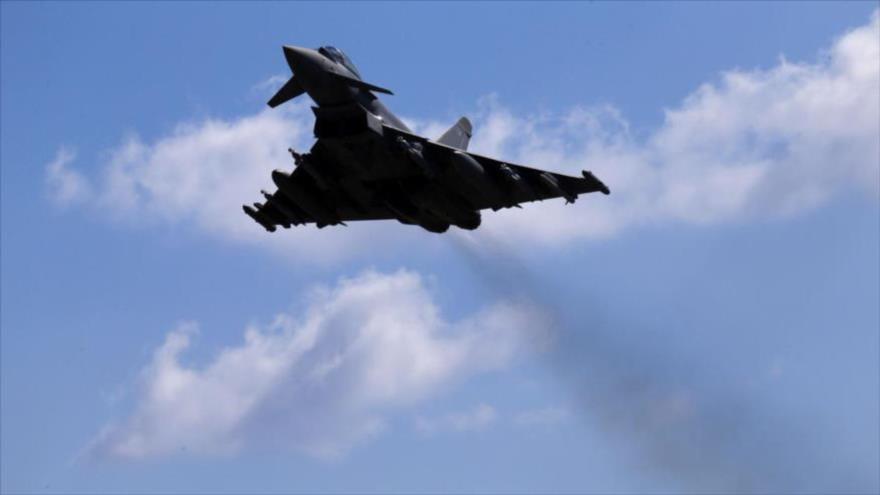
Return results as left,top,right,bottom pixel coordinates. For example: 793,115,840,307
49,11,879,257
251,74,289,95
512,405,570,427
45,147,91,206
87,270,550,460
95,104,311,236
471,10,879,244
415,403,498,435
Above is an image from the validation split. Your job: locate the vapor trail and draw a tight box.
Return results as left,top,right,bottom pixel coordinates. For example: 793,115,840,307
446,230,868,493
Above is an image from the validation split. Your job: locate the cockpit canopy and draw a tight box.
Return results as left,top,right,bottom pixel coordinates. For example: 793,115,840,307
318,46,361,79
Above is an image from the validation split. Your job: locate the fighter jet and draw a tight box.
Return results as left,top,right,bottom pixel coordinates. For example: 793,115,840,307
244,45,609,233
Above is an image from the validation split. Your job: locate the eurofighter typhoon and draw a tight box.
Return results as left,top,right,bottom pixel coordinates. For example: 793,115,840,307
244,46,609,233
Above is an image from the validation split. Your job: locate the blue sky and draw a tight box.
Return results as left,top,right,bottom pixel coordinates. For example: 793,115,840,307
2,2,878,493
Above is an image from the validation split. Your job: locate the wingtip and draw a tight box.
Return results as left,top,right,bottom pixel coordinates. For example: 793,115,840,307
582,170,610,195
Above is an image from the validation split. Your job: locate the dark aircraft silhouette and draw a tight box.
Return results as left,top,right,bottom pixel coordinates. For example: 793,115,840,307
244,45,609,233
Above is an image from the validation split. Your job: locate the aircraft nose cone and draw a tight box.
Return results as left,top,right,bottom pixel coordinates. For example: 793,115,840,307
282,45,318,73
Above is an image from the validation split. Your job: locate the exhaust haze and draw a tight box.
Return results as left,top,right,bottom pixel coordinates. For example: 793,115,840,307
447,231,870,493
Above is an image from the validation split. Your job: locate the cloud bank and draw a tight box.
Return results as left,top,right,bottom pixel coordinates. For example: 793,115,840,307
87,270,549,460
471,9,879,243
46,12,879,259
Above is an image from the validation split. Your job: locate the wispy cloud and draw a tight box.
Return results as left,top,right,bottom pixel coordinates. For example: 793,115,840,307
47,10,879,259
86,270,550,461
415,403,498,436
250,74,289,99
512,405,570,427
45,147,91,206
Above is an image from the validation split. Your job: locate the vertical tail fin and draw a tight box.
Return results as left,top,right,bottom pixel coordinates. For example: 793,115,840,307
437,117,472,150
